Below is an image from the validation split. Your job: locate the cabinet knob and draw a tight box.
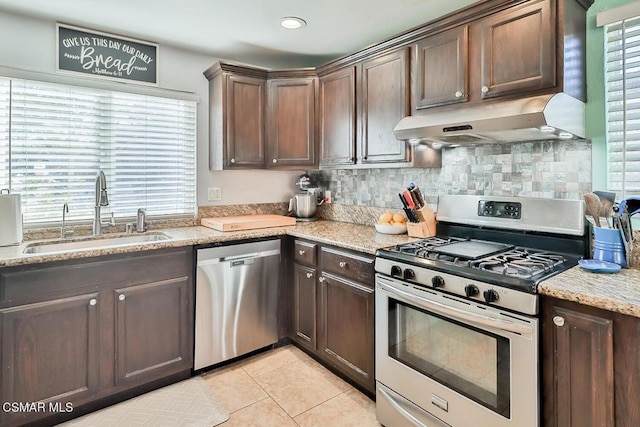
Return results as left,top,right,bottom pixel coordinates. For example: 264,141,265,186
455,91,463,98
272,159,277,164
553,316,565,327
339,261,347,268
118,294,125,301
318,276,326,283
89,299,97,306
306,272,313,279
299,249,305,256
230,158,236,164
481,86,489,94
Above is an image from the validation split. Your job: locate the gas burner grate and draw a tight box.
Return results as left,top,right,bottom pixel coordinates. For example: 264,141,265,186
471,249,565,279
394,237,460,258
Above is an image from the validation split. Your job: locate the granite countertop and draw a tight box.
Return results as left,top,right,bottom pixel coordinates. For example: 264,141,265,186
3,220,639,319
0,220,418,268
539,265,640,318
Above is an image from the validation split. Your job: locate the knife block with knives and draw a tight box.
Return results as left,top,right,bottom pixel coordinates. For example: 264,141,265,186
399,183,436,238
407,206,437,238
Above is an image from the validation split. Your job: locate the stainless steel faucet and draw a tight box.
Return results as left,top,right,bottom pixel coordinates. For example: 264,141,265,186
93,170,115,235
61,202,74,239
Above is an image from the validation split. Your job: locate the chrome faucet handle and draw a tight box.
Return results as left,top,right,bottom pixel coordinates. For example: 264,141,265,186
107,211,116,227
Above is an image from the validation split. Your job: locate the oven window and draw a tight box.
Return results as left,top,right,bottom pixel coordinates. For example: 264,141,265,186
389,300,511,418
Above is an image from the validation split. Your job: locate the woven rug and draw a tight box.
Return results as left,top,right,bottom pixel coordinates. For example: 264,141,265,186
59,376,229,426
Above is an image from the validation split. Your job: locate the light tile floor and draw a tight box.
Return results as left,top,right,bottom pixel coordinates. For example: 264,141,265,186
203,345,382,427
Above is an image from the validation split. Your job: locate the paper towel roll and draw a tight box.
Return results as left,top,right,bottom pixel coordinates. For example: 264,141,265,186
0,189,23,246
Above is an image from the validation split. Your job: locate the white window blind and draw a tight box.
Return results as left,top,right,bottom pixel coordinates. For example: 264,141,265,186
0,77,9,190
605,16,640,197
4,77,196,225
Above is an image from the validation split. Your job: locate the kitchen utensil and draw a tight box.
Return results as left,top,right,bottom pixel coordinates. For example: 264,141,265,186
600,198,613,228
583,192,602,226
0,189,23,246
289,193,322,219
593,190,616,205
621,196,640,216
201,215,296,231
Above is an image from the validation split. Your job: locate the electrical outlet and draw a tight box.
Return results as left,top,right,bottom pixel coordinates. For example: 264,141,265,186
324,190,332,204
208,187,222,201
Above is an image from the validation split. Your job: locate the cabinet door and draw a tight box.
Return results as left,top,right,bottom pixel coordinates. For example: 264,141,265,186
114,277,192,387
293,264,317,351
267,78,316,168
319,67,357,167
542,302,614,427
477,0,555,99
318,273,374,393
226,74,266,168
414,26,469,109
0,293,99,425
360,48,411,164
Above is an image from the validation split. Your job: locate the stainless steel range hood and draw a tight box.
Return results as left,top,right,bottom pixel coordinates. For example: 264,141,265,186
393,93,585,147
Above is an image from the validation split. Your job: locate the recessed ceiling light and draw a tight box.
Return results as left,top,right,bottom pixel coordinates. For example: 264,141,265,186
280,17,306,29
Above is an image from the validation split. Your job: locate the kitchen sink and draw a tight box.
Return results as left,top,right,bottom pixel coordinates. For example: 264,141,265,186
23,233,171,255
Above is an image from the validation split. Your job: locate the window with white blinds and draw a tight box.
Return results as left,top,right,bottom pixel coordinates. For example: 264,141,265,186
605,16,640,198
0,77,196,225
0,78,9,190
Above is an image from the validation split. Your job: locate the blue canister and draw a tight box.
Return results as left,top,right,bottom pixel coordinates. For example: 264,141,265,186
593,226,626,267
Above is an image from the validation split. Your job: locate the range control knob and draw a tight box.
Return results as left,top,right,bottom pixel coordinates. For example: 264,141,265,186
403,269,416,281
464,284,479,297
390,265,403,277
483,289,500,303
431,276,445,288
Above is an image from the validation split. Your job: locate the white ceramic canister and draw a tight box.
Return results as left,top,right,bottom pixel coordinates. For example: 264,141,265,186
0,189,23,246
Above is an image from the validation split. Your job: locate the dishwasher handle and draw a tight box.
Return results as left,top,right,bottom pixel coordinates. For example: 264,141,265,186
198,248,280,266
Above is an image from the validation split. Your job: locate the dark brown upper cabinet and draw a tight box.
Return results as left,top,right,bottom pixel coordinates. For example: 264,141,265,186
205,0,591,170
205,63,268,170
318,48,412,168
205,62,318,170
360,48,411,165
476,0,555,100
267,76,317,169
318,67,357,167
413,26,469,110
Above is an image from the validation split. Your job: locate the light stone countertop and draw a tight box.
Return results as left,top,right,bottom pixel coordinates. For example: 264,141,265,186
3,220,640,319
0,221,419,268
538,265,640,318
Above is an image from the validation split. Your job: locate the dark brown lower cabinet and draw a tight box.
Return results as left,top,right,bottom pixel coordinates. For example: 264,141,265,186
0,247,194,426
318,272,375,393
288,238,375,395
542,296,640,427
292,263,317,351
0,293,100,426
115,277,191,387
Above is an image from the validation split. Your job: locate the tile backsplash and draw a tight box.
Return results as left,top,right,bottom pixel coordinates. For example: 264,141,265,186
311,140,592,209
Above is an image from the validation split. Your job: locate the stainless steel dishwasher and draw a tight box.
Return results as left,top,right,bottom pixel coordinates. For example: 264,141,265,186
194,239,280,370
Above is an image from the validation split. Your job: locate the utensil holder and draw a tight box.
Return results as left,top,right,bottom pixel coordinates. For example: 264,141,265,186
593,226,627,267
407,206,436,238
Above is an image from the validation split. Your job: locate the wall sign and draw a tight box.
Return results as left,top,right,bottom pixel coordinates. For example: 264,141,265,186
57,24,158,85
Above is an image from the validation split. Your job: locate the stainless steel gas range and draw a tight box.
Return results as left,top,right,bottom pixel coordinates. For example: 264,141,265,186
374,195,588,427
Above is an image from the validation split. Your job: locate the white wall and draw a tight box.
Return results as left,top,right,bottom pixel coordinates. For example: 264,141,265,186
0,9,302,207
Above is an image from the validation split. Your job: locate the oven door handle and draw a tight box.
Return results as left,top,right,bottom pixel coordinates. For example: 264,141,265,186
378,283,533,335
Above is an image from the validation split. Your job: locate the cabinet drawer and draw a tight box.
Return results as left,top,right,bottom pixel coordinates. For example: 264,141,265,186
320,247,374,285
294,240,317,266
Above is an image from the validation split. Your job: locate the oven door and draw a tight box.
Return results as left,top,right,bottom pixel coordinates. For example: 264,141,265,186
375,274,538,427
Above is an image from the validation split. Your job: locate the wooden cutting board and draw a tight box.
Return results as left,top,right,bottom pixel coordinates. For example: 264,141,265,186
201,214,296,232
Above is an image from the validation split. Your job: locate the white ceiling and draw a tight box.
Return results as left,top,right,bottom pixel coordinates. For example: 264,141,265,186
0,0,477,69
